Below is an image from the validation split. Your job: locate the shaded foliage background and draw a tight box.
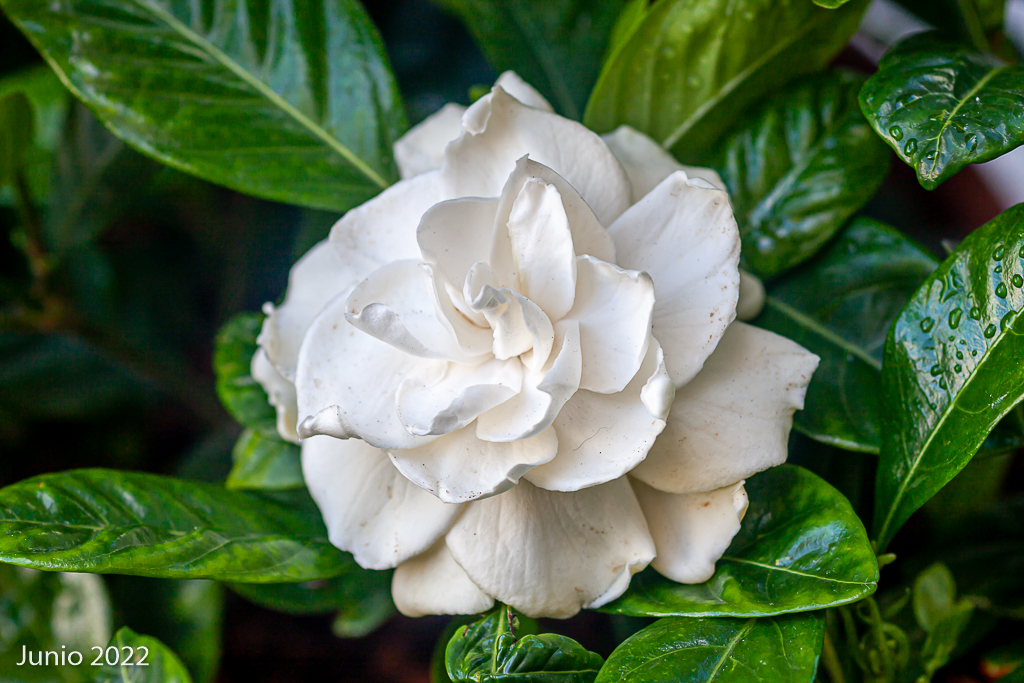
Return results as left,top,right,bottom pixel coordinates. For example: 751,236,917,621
1,0,1023,681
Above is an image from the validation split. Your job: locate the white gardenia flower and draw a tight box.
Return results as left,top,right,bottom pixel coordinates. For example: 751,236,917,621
252,72,819,619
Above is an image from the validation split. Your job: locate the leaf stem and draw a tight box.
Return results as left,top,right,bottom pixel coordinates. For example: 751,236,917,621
821,628,847,683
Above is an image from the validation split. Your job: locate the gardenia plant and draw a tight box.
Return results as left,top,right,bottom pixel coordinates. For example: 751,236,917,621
252,73,819,618
2,0,1024,680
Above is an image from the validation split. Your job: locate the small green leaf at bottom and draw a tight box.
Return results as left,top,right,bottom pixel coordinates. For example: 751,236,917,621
595,612,825,682
94,627,192,683
447,607,603,682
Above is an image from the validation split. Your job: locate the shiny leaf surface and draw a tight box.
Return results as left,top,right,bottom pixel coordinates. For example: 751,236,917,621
0,0,405,211
716,72,891,277
603,466,877,617
446,607,603,683
214,312,276,434
757,219,938,452
226,429,303,491
594,612,825,683
434,0,623,119
94,627,193,683
859,33,1024,190
584,0,869,163
0,469,349,582
875,203,1024,549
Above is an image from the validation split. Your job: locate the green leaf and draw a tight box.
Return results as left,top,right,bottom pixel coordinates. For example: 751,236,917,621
716,72,891,278
756,219,938,453
894,0,995,50
0,0,406,211
913,563,958,632
434,0,624,119
874,203,1024,549
331,587,395,639
229,564,390,616
602,465,877,618
446,606,604,683
94,627,193,683
859,33,1024,190
0,90,33,186
594,612,825,683
213,312,276,434
921,600,975,678
0,469,349,582
583,0,870,163
226,429,303,491
1,565,113,683
107,579,223,683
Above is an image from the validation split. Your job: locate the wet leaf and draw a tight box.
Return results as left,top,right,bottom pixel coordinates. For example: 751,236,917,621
602,466,877,617
874,203,1024,549
860,33,1024,190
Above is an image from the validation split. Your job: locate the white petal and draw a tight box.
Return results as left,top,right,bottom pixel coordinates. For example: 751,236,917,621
467,285,554,366
736,269,766,321
631,322,820,494
525,340,673,492
417,197,499,295
392,539,494,617
389,423,557,503
445,478,655,618
346,260,479,362
506,178,577,321
301,435,461,570
563,255,654,394
442,88,632,226
250,348,300,443
474,321,582,442
258,240,375,381
601,125,726,199
489,157,615,291
329,170,442,265
493,71,553,112
608,172,741,387
631,478,748,584
394,103,466,179
396,358,523,437
296,292,437,450
424,263,495,356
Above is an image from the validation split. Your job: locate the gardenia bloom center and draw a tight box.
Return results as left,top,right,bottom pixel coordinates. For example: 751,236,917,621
252,73,819,618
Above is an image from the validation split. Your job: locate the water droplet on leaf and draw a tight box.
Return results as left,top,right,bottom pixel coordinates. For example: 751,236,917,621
948,308,962,328
904,138,918,155
920,317,935,332
996,282,1008,298
985,323,998,338
889,126,903,140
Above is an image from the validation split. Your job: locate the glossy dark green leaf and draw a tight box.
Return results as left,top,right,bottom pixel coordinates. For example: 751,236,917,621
229,563,390,616
0,0,405,211
0,90,33,186
594,612,825,683
94,627,193,683
717,73,891,277
0,469,349,582
107,578,223,683
434,0,623,119
446,606,603,683
213,312,276,434
757,219,938,452
602,465,877,618
874,203,1024,549
584,0,869,163
859,33,1024,190
226,429,303,491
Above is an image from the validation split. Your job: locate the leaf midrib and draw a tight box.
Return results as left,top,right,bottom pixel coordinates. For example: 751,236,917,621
722,557,873,587
765,297,882,370
877,271,1020,545
661,9,835,150
130,0,388,189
